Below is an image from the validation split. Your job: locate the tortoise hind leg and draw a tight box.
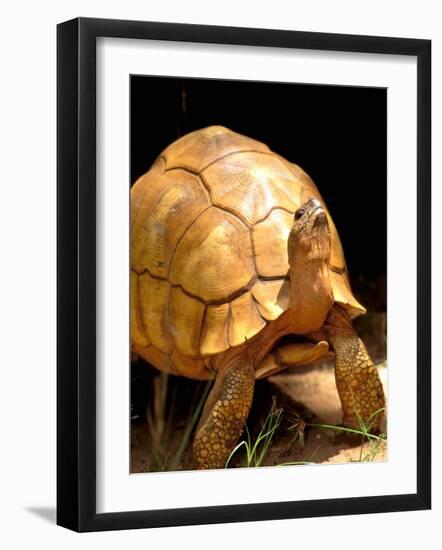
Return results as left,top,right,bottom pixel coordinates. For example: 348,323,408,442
193,357,255,469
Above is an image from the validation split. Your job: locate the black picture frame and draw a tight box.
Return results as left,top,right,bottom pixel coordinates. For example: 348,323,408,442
57,17,431,532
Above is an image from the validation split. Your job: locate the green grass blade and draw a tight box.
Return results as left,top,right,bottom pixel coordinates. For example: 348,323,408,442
225,440,248,468
168,379,213,471
308,422,384,441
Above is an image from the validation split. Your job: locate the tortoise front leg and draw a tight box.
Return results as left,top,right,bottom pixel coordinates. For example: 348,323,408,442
193,357,255,469
325,305,386,431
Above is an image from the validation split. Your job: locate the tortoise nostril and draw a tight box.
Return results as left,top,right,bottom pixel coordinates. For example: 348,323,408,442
313,210,328,227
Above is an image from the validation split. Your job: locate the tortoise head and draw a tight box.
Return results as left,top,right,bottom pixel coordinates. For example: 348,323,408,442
288,198,332,265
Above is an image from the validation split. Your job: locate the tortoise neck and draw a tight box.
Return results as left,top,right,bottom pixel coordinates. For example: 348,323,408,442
289,258,333,333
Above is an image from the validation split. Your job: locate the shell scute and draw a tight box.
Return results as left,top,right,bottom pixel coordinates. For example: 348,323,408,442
252,209,293,278
162,126,269,173
131,169,210,277
170,207,255,303
228,292,266,347
136,345,179,375
131,157,166,233
251,279,290,321
172,349,210,380
330,271,365,319
138,272,173,354
202,152,299,225
130,271,150,348
169,287,206,356
200,303,231,356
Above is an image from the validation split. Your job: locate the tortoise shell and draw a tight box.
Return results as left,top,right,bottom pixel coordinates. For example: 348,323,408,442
131,126,364,378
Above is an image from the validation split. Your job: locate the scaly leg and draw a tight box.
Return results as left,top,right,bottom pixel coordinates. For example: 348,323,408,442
325,305,385,431
193,357,255,469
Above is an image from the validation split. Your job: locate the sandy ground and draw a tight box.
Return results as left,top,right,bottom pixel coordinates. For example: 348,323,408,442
131,358,387,473
265,361,387,466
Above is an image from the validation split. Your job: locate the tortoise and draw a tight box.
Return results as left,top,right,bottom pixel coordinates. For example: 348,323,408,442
131,125,385,469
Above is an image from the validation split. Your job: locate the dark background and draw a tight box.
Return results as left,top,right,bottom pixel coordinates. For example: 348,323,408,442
130,76,386,309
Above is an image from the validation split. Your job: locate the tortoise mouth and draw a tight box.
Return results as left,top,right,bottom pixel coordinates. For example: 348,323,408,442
312,209,329,231
299,206,329,237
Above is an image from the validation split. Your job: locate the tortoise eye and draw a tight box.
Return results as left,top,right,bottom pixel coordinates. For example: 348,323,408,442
295,208,305,220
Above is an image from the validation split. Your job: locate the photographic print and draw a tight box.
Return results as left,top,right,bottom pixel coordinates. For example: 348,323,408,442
130,76,387,473
57,18,430,531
